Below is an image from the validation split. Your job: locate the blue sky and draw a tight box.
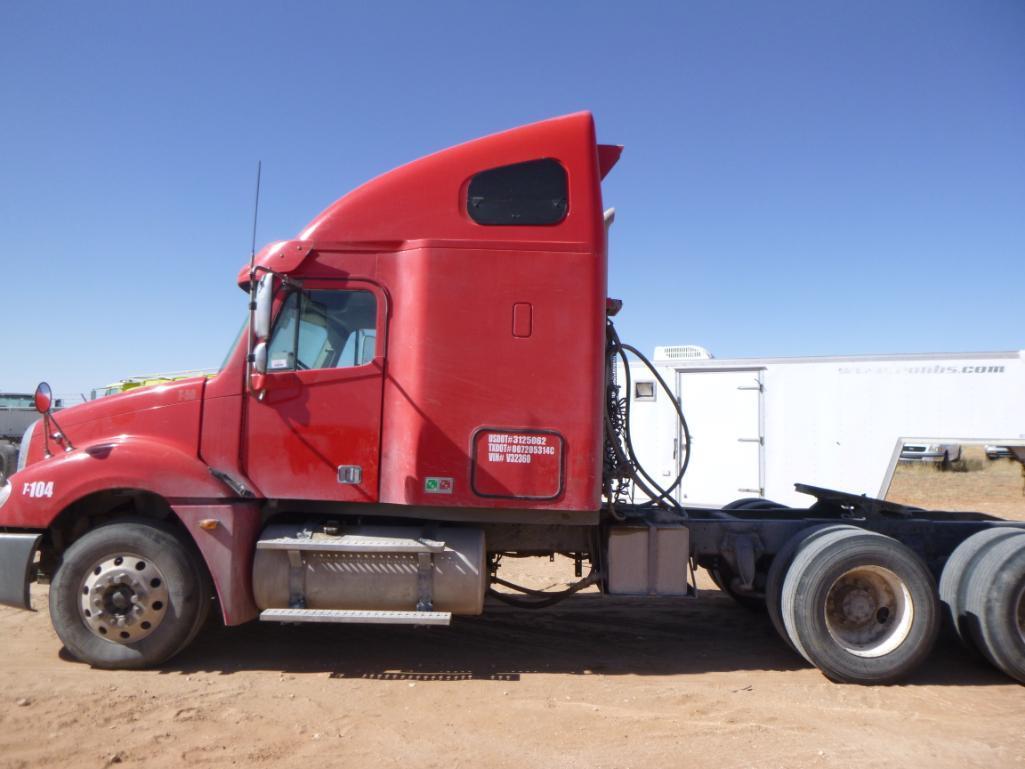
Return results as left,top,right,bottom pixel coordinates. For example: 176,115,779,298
2,1,1023,399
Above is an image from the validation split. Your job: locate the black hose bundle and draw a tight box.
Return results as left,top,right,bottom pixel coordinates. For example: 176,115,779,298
604,321,692,511
486,323,692,609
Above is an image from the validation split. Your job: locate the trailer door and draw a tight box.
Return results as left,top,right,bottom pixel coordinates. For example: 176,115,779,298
677,370,763,507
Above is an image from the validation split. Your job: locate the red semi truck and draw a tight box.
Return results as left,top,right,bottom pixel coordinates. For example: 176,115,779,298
1,113,1023,685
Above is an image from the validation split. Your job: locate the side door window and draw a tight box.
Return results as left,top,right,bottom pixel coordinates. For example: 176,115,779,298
267,288,377,371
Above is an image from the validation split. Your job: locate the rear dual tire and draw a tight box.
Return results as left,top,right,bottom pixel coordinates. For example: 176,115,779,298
765,524,858,651
941,528,1025,683
776,528,939,684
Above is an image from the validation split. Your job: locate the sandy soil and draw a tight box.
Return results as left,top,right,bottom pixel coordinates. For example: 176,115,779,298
2,560,1024,769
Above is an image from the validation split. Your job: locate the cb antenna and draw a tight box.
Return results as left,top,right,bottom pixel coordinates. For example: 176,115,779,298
249,160,262,275
245,161,263,388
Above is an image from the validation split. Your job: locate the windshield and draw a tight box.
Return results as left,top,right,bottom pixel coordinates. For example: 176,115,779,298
220,319,247,371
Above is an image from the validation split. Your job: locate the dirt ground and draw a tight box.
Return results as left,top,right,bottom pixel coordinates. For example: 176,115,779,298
3,555,1024,769
886,446,1025,518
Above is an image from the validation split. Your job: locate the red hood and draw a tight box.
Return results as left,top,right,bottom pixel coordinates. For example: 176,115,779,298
20,377,207,471
55,378,206,428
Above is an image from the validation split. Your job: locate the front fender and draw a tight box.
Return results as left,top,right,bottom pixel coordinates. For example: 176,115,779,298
0,437,230,529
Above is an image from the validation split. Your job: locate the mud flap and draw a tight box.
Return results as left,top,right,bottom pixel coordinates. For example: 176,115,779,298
0,532,42,609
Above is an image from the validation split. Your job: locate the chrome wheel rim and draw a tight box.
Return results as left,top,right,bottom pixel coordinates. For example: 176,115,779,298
78,553,169,644
824,565,914,658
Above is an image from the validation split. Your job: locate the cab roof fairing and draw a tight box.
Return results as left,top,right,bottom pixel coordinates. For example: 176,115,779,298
237,111,621,288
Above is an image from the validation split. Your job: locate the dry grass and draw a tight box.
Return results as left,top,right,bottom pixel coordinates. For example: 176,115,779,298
886,445,1025,520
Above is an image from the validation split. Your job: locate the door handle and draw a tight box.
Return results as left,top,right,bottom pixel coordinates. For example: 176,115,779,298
337,466,363,484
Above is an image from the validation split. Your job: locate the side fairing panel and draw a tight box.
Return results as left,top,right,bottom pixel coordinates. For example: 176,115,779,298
377,243,605,511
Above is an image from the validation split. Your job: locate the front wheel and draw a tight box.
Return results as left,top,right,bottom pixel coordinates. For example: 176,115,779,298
50,520,211,669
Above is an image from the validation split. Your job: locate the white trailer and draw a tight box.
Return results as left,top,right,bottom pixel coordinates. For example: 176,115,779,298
624,346,1025,508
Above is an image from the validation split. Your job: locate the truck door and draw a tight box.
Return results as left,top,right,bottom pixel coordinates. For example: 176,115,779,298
244,279,386,502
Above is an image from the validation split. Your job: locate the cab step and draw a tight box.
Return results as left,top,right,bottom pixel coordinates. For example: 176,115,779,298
259,608,452,625
256,534,445,554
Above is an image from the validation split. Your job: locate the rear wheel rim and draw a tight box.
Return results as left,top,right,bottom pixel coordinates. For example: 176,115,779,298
78,553,170,644
824,565,914,658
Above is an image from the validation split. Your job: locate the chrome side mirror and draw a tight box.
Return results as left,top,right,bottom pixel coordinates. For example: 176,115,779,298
34,382,53,414
254,274,274,339
253,341,268,374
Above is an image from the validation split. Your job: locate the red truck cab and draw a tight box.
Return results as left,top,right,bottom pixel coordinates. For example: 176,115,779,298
0,111,622,651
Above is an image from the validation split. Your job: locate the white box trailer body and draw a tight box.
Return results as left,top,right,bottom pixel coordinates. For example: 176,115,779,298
624,348,1025,508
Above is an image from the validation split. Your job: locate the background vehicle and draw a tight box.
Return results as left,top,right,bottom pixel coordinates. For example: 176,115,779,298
89,370,215,400
1,114,1023,686
985,444,1014,460
0,392,61,483
900,442,962,465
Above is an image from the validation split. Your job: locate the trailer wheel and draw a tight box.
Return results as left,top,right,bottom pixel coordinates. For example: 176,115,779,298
49,519,211,669
781,529,939,684
961,536,1025,683
765,524,858,651
939,527,1025,652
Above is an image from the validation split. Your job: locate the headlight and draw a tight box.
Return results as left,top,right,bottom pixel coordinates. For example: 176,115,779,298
16,419,39,473
0,479,10,509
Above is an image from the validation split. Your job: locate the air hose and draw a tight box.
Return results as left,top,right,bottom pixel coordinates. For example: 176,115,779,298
487,322,693,609
605,320,692,511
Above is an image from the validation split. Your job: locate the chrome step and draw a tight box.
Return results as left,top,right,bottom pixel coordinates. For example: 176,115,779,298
259,608,452,625
256,535,446,554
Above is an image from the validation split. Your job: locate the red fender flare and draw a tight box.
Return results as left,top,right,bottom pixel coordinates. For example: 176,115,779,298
1,438,260,625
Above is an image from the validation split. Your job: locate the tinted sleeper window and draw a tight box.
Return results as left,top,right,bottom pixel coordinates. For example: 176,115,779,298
467,158,568,226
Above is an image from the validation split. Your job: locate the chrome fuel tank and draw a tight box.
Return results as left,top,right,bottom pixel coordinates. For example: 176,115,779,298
253,524,486,615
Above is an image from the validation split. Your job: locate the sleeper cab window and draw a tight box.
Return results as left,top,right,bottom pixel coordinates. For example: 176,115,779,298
267,289,377,372
467,158,568,225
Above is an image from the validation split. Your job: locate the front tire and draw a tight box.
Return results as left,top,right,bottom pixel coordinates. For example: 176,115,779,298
50,519,211,669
